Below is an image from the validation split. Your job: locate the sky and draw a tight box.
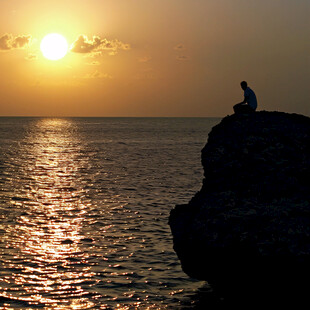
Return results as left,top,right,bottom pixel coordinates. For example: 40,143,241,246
0,0,309,117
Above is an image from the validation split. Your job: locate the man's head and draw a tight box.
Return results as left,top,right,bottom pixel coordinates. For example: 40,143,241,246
240,81,247,90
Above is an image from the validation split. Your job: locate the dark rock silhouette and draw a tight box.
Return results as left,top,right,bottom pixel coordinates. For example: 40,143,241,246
169,111,310,303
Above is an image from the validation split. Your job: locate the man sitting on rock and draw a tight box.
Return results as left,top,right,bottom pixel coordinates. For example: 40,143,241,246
233,81,257,113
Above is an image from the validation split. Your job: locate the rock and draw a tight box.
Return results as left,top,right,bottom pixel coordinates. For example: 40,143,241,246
169,111,310,298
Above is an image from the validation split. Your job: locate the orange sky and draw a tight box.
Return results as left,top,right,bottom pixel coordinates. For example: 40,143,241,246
0,0,309,117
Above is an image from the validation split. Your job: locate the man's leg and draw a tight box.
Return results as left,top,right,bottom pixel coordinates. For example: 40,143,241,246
233,103,243,113
234,104,254,114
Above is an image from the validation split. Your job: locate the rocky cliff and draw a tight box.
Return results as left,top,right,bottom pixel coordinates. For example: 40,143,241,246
169,111,310,297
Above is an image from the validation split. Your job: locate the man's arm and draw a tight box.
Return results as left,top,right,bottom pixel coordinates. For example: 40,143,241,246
238,96,249,105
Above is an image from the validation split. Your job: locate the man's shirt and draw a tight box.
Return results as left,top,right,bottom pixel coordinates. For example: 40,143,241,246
244,87,257,110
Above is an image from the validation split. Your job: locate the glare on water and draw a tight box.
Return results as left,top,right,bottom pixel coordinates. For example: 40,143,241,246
1,119,96,308
0,117,219,309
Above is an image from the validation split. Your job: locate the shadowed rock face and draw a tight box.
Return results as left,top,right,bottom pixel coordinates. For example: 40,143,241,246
169,111,310,296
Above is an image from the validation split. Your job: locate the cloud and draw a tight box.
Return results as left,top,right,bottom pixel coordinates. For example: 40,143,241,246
84,51,103,58
71,35,102,53
133,67,157,80
174,44,189,61
0,34,13,50
25,53,37,61
84,70,112,79
71,35,130,55
138,56,152,63
87,61,100,66
0,33,32,50
174,44,185,50
176,55,189,61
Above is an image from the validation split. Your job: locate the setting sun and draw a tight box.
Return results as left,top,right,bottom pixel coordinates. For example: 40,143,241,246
40,33,68,61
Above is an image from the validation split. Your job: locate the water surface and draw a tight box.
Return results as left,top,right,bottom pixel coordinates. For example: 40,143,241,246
0,117,220,309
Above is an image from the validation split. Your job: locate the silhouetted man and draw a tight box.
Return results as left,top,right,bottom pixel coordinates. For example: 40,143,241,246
233,81,257,113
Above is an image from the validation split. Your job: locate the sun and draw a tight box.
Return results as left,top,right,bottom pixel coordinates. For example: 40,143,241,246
40,33,68,61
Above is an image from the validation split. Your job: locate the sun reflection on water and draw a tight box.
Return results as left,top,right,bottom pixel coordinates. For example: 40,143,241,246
0,118,96,309
0,117,208,309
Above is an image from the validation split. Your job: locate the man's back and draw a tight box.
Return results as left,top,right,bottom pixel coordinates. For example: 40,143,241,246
244,87,257,111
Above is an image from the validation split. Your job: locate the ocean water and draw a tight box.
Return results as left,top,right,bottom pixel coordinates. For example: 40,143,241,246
0,117,220,309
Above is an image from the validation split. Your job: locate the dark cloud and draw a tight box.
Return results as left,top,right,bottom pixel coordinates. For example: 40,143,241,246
71,35,102,53
25,53,37,61
0,34,32,50
176,55,189,61
174,44,185,50
87,61,100,66
0,34,11,50
71,35,130,54
138,56,152,63
84,70,112,79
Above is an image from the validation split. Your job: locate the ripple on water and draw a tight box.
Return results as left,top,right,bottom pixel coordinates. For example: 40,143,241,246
0,117,219,309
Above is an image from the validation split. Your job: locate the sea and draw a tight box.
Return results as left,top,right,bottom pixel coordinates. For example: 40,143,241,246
0,117,221,309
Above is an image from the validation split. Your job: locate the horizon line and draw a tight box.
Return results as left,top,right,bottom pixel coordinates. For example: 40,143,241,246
0,115,223,119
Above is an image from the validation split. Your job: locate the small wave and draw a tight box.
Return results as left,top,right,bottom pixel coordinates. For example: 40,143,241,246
11,196,31,201
80,238,95,243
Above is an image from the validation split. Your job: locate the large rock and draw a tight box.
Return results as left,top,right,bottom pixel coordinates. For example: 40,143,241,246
169,111,310,297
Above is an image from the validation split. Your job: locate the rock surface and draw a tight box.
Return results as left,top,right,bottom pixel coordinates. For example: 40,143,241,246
169,111,310,296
